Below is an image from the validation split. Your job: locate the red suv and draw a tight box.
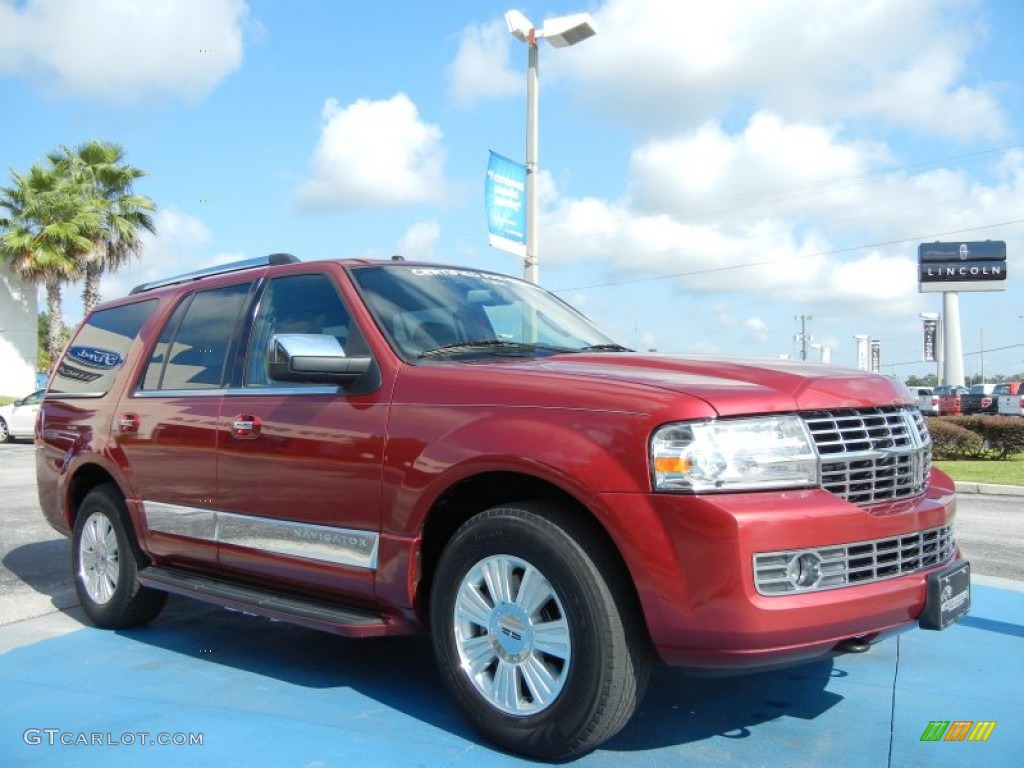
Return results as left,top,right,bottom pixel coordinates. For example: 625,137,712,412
37,255,969,759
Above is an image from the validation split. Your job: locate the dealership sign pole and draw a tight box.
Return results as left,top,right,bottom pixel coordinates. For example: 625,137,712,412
918,241,1007,387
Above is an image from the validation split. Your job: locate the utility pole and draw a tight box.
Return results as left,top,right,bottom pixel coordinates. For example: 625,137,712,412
795,315,813,361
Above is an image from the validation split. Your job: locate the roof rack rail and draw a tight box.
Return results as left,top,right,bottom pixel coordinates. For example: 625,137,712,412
129,253,299,294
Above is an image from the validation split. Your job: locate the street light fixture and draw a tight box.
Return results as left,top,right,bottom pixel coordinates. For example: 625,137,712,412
505,9,597,284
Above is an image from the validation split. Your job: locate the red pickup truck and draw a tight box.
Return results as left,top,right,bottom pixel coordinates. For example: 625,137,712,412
935,385,970,415
36,255,968,759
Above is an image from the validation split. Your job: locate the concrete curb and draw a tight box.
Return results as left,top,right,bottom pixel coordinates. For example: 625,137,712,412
954,481,1024,497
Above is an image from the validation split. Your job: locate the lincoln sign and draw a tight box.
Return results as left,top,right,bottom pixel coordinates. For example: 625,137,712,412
918,240,1007,293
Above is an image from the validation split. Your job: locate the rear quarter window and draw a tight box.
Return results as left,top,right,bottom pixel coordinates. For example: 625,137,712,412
50,300,157,396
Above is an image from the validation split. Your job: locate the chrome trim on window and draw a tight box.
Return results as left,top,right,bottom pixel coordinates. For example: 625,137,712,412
753,523,956,595
140,501,378,569
133,386,341,398
133,388,227,399
222,386,340,397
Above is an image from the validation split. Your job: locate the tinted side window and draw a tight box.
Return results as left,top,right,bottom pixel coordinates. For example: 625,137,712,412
245,273,361,387
141,283,251,391
51,300,157,396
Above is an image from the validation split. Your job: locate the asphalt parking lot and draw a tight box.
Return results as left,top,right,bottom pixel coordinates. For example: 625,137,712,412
1,442,1021,766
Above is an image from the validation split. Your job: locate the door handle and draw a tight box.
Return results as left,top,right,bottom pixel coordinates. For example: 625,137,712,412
117,413,140,433
231,414,262,438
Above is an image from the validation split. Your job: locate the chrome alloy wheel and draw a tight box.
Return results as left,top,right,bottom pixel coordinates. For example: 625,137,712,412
453,554,571,715
78,511,120,605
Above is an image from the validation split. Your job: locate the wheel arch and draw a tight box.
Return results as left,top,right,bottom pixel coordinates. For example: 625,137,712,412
66,463,122,528
415,471,647,639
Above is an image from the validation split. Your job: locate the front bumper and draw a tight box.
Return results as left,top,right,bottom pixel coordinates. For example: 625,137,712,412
591,469,958,669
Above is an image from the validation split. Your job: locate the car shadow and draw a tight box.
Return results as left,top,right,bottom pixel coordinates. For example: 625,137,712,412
2,539,77,614
108,596,844,756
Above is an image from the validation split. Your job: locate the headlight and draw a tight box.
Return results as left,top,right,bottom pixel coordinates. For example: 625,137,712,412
650,415,818,492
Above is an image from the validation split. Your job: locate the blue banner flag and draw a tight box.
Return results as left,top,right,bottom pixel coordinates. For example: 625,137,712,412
484,151,526,257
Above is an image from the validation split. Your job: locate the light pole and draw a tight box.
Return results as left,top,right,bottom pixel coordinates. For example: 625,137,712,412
505,9,597,284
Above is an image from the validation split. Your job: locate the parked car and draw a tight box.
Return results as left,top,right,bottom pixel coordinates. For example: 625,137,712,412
959,383,1000,415
996,382,1024,416
912,386,938,415
35,254,968,759
0,389,44,442
934,385,969,415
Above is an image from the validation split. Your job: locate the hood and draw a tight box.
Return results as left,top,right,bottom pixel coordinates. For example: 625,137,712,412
531,353,912,417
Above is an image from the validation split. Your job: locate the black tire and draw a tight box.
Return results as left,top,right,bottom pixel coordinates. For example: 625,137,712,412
0,418,11,443
430,502,651,760
71,484,167,628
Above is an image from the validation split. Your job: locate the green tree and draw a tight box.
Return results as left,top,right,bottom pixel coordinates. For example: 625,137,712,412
0,163,99,363
37,311,72,373
48,140,157,314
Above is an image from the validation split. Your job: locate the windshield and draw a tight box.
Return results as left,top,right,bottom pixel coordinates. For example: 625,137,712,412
349,264,625,361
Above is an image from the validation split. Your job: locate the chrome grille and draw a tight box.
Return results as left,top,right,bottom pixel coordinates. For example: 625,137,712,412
802,407,931,505
754,524,956,595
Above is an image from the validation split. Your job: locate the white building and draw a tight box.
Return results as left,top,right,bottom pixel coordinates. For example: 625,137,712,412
0,261,38,396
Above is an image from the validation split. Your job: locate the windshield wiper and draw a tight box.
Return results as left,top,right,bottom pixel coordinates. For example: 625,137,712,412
578,343,633,352
418,339,573,359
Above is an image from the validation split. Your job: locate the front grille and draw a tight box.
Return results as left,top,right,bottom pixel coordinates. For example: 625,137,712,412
802,407,931,506
754,524,956,595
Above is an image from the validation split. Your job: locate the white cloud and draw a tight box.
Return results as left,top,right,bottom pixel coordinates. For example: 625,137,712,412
448,19,520,106
555,0,1005,140
297,93,446,211
541,110,1024,314
0,0,247,103
744,317,769,343
398,220,441,259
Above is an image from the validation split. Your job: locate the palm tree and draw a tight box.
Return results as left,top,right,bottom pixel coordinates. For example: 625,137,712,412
0,164,100,363
49,140,157,314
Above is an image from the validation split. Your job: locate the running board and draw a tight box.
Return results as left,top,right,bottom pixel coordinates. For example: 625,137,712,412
137,565,393,637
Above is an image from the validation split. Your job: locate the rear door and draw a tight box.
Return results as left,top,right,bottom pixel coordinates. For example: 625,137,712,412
214,271,388,599
117,281,254,567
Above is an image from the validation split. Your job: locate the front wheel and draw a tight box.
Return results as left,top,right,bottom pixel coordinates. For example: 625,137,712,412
71,484,166,628
430,502,651,760
0,418,11,443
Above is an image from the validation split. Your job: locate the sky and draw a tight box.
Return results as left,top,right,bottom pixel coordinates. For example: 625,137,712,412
2,0,1023,381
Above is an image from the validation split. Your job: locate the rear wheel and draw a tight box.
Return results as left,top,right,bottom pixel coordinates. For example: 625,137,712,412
71,484,166,628
430,502,651,759
0,418,10,443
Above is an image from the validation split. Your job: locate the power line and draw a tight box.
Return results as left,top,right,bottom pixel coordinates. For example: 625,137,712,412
550,217,1024,293
538,144,1024,249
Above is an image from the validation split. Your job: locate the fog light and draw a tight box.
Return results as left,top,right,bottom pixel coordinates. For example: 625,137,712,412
786,552,823,589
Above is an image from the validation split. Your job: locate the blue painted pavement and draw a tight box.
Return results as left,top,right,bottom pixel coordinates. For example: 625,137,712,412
0,581,1020,767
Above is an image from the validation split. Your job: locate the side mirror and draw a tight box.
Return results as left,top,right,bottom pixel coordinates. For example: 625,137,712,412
267,334,373,385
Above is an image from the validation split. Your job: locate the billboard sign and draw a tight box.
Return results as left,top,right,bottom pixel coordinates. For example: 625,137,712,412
484,151,527,257
918,241,1007,293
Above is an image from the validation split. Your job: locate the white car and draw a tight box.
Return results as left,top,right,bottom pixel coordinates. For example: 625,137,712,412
0,389,43,442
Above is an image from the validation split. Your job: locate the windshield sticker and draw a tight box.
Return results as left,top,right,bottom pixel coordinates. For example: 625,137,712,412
409,267,514,284
67,346,124,370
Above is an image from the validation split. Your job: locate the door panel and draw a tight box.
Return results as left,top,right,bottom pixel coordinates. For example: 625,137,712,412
117,281,253,565
215,272,386,598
